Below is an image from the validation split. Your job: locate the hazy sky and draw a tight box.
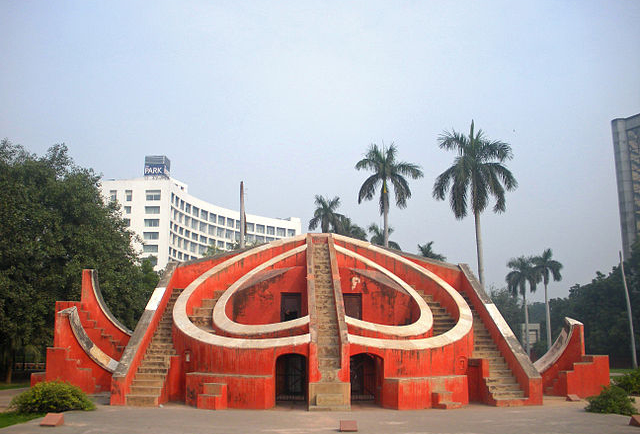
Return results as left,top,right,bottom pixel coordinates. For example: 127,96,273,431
2,1,639,302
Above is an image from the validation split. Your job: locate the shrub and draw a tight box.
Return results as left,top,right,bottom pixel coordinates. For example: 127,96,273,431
614,369,640,395
9,381,95,414
585,385,637,416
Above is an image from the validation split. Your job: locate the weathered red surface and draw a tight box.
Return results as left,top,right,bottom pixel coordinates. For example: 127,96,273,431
40,234,607,410
538,321,609,398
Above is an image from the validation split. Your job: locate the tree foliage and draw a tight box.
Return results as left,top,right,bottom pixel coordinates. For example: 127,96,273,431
367,223,401,250
335,216,368,241
417,241,446,262
308,195,343,233
0,139,159,381
433,120,517,286
356,143,423,247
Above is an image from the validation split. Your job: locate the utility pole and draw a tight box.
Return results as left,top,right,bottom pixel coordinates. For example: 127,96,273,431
620,251,637,369
239,182,245,249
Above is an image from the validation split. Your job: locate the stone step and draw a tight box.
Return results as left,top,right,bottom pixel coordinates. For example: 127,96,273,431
200,299,217,308
130,385,162,395
134,372,165,381
132,379,164,388
126,395,159,407
316,393,345,406
138,366,169,374
492,391,525,399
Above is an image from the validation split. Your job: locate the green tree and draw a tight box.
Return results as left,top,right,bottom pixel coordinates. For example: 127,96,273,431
532,248,563,350
433,121,517,287
417,241,446,261
336,216,367,241
506,256,540,356
308,195,343,233
356,143,423,247
0,139,159,382
368,223,401,250
490,286,523,340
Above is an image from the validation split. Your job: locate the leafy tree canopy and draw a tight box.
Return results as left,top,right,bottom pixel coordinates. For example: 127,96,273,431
0,139,159,381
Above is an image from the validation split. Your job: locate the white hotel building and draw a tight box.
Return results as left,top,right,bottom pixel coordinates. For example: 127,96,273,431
100,156,302,270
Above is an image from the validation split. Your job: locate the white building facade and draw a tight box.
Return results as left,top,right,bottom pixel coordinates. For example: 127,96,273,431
100,156,302,270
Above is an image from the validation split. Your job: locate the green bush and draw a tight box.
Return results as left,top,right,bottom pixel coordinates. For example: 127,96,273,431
613,368,640,395
585,385,637,416
9,381,95,414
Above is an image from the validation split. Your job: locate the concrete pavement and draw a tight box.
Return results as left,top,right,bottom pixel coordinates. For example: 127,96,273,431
1,397,638,434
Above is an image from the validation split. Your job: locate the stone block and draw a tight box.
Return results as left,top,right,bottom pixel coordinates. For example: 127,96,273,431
40,413,64,427
630,415,640,427
339,420,358,432
566,394,581,402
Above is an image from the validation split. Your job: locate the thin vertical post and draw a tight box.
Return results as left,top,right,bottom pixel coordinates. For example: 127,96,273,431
239,181,245,249
620,251,637,369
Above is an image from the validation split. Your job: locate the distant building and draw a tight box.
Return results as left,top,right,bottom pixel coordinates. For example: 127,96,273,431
100,156,302,270
612,113,640,259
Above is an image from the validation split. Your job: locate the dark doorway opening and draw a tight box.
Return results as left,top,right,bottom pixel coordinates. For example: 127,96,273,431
281,293,302,322
343,293,362,319
275,354,307,401
350,353,382,403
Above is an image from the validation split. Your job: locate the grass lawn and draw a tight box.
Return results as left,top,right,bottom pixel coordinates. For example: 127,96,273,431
0,412,43,429
611,368,636,375
0,382,29,391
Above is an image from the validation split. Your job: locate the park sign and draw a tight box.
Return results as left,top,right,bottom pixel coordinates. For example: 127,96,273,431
143,155,170,178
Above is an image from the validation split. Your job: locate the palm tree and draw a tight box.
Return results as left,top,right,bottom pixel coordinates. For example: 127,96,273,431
337,216,368,241
356,143,423,247
308,195,343,233
506,256,540,356
532,248,563,350
368,223,401,250
417,241,446,262
433,121,517,287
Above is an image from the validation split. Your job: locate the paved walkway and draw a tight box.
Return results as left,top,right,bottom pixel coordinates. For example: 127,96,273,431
1,397,638,434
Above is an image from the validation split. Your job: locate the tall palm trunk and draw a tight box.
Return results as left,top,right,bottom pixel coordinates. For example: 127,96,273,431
474,209,485,287
382,187,389,248
544,282,552,350
524,290,530,357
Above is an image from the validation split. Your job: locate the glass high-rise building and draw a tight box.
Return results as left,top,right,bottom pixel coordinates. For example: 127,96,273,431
612,113,640,260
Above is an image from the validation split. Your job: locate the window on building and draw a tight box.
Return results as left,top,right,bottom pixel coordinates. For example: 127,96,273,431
199,235,207,243
246,222,254,232
189,243,196,253
143,232,159,240
185,216,191,226
185,203,191,213
191,232,198,241
145,206,160,214
227,219,234,228
287,229,296,237
225,229,233,240
276,227,285,237
218,216,225,225
266,237,275,242
234,231,240,241
208,225,215,235
267,226,275,235
124,206,131,214
178,252,183,260
217,240,225,248
226,242,235,250
192,206,199,216
256,224,265,234
124,218,130,227
191,219,198,230
144,219,159,227
201,210,208,220
125,190,132,201
143,244,159,253
180,199,184,210
109,190,117,201
179,227,184,235
199,222,207,232
209,213,217,223
217,227,225,237
247,234,255,243
146,190,161,201
256,235,265,243
235,220,241,229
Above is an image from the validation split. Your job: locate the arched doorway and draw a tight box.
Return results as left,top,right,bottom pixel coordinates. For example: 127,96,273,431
350,353,383,403
275,354,307,402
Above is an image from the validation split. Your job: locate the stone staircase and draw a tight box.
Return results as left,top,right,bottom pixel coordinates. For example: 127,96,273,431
415,289,456,336
126,288,180,406
462,295,525,403
309,243,349,411
77,308,125,359
188,290,224,333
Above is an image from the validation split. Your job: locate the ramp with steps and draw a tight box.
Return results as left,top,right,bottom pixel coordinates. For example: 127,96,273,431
308,242,350,411
126,288,180,406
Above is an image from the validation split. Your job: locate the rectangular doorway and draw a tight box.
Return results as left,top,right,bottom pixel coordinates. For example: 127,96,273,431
281,293,302,321
343,294,362,319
